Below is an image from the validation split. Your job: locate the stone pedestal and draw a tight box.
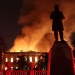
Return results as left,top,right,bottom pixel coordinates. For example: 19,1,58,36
50,41,74,75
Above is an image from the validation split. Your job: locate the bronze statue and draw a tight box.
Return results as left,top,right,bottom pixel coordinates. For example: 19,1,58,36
50,4,65,41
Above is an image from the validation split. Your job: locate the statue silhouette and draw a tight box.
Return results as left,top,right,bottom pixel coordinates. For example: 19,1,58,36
50,4,65,41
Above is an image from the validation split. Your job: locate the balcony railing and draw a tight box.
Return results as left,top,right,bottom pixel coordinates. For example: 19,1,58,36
0,70,48,75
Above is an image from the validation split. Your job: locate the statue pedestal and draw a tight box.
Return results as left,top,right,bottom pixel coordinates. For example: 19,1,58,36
50,41,74,75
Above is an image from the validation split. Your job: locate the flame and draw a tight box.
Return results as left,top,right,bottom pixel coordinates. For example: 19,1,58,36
10,0,75,52
10,19,54,52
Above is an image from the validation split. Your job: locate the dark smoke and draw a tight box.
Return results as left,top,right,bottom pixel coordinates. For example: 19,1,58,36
70,32,75,49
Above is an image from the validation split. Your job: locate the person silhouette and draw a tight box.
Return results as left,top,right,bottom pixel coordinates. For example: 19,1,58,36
50,4,65,42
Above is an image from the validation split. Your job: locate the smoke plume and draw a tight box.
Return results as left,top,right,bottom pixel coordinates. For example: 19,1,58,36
10,0,75,52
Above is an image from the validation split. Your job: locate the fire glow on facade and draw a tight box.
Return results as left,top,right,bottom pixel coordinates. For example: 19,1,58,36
10,0,75,52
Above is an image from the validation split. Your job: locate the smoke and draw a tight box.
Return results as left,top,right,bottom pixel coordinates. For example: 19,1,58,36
69,32,75,50
10,0,75,52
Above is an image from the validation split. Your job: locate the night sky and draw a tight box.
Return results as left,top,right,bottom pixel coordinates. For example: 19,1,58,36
0,0,22,49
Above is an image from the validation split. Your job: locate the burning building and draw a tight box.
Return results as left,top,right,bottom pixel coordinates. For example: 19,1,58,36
1,51,48,70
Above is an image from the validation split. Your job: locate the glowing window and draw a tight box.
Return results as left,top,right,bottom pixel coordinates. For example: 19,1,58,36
16,67,18,69
30,57,32,62
16,58,19,60
5,67,7,70
35,57,38,62
11,57,13,62
5,58,8,62
11,67,13,70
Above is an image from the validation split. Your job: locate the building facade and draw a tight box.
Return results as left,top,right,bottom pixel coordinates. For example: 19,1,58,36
1,51,47,70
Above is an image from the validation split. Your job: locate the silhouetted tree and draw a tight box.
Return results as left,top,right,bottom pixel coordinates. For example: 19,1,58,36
0,36,8,52
14,54,30,70
0,36,8,64
42,52,48,69
35,52,48,70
